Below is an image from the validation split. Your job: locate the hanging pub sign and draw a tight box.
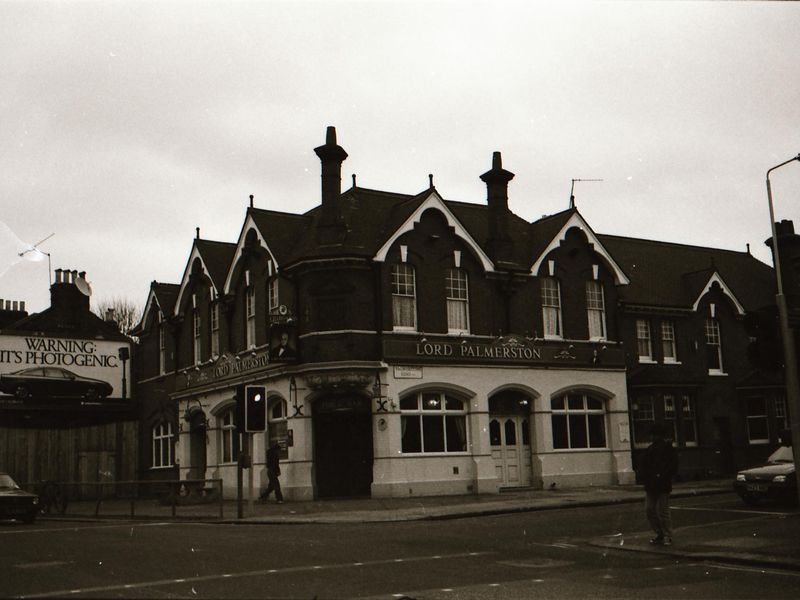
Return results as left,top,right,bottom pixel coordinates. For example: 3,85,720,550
269,323,297,363
0,334,131,403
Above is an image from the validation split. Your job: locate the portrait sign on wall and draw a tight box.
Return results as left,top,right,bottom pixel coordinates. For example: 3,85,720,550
269,324,297,362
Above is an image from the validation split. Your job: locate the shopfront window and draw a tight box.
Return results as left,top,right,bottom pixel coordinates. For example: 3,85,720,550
268,397,289,460
551,392,606,449
400,391,467,453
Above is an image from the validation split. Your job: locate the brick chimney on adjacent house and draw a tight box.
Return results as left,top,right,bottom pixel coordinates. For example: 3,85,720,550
314,126,348,244
50,269,91,324
480,151,515,263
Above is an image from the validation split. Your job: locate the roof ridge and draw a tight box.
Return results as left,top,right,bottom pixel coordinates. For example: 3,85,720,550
598,233,752,255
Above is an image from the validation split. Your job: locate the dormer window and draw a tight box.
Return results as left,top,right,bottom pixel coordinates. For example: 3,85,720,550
541,277,562,339
192,308,201,364
210,303,220,358
391,264,417,331
705,317,724,374
585,281,606,340
245,286,256,348
446,268,469,334
636,319,653,362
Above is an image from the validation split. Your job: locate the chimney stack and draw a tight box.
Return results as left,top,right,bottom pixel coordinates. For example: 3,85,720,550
480,151,515,262
314,126,348,243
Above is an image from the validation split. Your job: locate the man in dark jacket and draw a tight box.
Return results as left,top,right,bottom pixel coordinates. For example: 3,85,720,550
260,442,284,503
639,422,678,545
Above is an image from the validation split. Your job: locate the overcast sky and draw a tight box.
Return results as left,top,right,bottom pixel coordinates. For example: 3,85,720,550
2,1,799,316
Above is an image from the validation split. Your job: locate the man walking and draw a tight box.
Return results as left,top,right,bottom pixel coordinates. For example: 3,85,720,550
640,422,678,546
260,442,284,503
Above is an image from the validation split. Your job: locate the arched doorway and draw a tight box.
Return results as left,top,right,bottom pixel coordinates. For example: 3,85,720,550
313,395,373,498
489,391,532,487
187,410,207,480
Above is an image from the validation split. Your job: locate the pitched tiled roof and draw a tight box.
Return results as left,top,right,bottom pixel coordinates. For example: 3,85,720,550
598,235,776,311
195,239,236,290
248,208,312,265
152,282,180,315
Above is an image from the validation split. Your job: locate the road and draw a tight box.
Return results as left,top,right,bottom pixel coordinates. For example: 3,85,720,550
1,492,798,599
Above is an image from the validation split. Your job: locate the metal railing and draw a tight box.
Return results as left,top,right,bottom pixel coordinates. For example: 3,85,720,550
23,479,224,520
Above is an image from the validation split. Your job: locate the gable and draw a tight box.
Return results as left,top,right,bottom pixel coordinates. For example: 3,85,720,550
692,272,746,316
372,190,495,272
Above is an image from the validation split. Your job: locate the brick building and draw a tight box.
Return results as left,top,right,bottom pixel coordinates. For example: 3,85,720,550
132,128,787,499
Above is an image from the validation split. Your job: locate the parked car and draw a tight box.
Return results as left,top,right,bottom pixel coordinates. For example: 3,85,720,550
0,366,113,401
734,445,797,506
0,473,39,523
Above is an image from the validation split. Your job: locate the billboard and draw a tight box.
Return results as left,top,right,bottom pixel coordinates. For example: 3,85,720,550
0,334,131,403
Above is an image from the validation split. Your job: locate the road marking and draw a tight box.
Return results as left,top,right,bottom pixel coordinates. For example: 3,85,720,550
673,506,793,517
17,551,494,599
697,563,800,578
0,522,177,535
13,561,73,569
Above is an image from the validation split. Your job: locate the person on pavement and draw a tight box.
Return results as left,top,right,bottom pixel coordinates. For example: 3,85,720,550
639,421,678,546
260,442,284,503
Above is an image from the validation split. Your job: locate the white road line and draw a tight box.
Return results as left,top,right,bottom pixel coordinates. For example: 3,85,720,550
0,522,177,535
673,506,793,517
699,563,800,578
17,551,494,599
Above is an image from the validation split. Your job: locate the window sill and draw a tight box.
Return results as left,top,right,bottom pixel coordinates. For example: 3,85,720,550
150,465,175,470
747,440,770,445
708,370,728,377
663,360,682,365
393,326,418,333
638,358,657,364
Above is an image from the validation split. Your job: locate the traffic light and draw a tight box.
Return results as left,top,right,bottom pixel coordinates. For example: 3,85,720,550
244,385,267,432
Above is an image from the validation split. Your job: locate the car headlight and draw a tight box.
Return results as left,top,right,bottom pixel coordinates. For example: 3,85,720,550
773,475,786,483
736,473,746,482
32,497,39,505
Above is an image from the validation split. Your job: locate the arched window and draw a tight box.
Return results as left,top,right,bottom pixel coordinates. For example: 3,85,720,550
152,421,174,468
551,392,606,449
541,277,562,338
392,264,417,330
446,268,469,334
268,397,289,460
400,391,467,453
220,409,239,463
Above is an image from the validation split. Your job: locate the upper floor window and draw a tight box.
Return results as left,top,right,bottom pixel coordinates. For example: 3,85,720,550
775,394,789,433
158,324,166,375
661,320,677,362
210,303,220,358
152,421,174,468
446,268,470,334
636,319,652,361
586,281,606,340
541,277,562,338
400,392,467,453
705,317,723,373
193,309,202,365
392,264,417,331
551,392,606,449
268,278,279,314
245,286,256,348
220,409,239,463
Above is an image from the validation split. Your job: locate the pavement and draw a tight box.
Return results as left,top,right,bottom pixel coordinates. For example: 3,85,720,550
41,479,800,572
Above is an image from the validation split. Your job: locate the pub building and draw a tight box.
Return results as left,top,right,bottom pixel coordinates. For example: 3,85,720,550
132,127,788,500
0,269,135,486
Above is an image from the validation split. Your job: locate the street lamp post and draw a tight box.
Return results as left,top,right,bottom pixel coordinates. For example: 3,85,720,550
766,154,800,475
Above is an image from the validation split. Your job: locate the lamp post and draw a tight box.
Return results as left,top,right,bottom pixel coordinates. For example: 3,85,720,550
766,154,800,474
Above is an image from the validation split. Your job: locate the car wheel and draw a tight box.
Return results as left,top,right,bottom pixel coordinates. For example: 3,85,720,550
22,512,36,524
740,493,760,506
15,384,29,400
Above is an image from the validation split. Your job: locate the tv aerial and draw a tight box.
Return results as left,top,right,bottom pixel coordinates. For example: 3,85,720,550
569,179,603,208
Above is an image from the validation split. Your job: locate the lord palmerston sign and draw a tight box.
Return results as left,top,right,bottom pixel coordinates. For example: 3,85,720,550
383,335,624,368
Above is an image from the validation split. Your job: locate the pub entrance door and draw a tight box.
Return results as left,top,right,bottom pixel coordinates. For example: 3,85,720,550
489,391,533,488
313,395,373,498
